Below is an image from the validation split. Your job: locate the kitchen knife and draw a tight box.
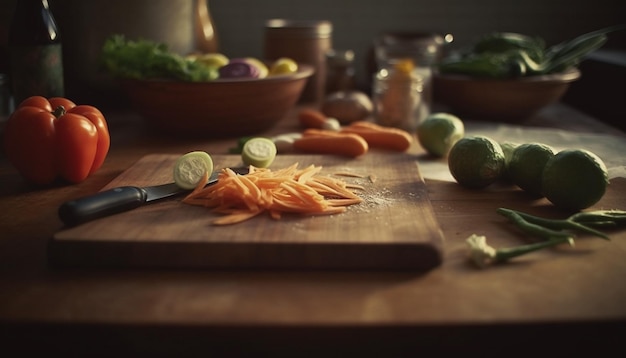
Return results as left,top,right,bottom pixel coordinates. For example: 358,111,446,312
58,167,249,227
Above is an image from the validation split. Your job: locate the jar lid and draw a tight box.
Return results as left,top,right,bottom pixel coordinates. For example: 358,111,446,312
265,19,332,38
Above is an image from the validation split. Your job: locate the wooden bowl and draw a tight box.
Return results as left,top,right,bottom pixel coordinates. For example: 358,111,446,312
433,68,581,122
119,64,313,137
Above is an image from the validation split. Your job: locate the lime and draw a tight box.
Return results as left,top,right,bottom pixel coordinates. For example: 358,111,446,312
500,142,518,167
507,143,555,196
173,151,214,190
499,141,519,181
269,57,298,75
541,149,609,210
448,136,505,189
416,112,465,157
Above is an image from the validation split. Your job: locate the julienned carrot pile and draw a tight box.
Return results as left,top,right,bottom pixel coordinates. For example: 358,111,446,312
182,163,364,225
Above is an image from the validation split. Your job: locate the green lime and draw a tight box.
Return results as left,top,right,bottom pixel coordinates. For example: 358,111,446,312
500,141,519,168
541,149,609,210
499,141,519,181
448,136,505,189
417,112,465,157
507,143,555,196
173,151,214,190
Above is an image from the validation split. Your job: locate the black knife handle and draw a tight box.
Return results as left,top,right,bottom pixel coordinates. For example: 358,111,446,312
58,186,148,227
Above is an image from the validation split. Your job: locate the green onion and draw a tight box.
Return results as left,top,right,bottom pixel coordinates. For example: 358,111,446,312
466,208,626,268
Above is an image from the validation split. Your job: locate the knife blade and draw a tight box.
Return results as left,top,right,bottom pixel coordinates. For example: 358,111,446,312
58,167,249,227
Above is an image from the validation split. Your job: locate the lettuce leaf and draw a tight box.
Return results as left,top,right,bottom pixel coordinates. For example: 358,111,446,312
100,35,217,81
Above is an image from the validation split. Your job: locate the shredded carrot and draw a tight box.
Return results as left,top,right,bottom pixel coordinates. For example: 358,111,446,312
182,164,364,225
333,171,367,178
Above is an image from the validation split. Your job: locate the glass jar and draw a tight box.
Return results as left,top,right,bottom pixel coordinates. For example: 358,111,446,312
325,49,355,94
372,61,425,132
371,33,451,119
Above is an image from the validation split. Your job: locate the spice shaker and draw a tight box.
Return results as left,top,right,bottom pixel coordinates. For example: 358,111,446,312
264,19,332,103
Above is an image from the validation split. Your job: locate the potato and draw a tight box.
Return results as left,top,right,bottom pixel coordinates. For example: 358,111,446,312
321,91,373,124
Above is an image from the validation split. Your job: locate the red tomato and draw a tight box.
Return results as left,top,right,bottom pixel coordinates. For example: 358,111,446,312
3,96,111,185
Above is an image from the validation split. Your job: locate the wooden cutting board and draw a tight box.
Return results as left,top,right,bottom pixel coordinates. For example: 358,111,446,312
50,153,444,270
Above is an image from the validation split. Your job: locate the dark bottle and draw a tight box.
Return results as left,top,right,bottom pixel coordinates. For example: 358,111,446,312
8,0,64,105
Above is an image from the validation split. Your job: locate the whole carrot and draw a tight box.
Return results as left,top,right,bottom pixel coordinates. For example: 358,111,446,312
293,129,369,157
340,121,413,152
298,108,329,129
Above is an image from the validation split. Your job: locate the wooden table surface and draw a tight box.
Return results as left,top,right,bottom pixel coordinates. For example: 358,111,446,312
1,102,625,356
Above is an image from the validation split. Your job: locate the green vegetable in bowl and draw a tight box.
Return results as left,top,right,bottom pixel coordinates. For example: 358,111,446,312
438,25,625,78
437,52,529,78
473,32,546,63
100,35,218,81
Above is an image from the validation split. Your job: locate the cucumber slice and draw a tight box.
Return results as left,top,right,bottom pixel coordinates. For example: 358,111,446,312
241,137,277,168
173,151,214,189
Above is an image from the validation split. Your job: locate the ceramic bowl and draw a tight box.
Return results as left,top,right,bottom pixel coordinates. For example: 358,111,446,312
119,64,313,137
433,67,581,122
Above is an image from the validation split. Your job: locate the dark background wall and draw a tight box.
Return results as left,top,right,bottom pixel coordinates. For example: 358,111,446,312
1,0,624,126
1,0,623,83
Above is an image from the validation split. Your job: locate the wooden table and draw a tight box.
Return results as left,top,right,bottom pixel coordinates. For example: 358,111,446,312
1,103,625,356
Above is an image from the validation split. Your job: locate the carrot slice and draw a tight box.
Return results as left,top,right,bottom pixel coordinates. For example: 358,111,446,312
182,163,364,225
